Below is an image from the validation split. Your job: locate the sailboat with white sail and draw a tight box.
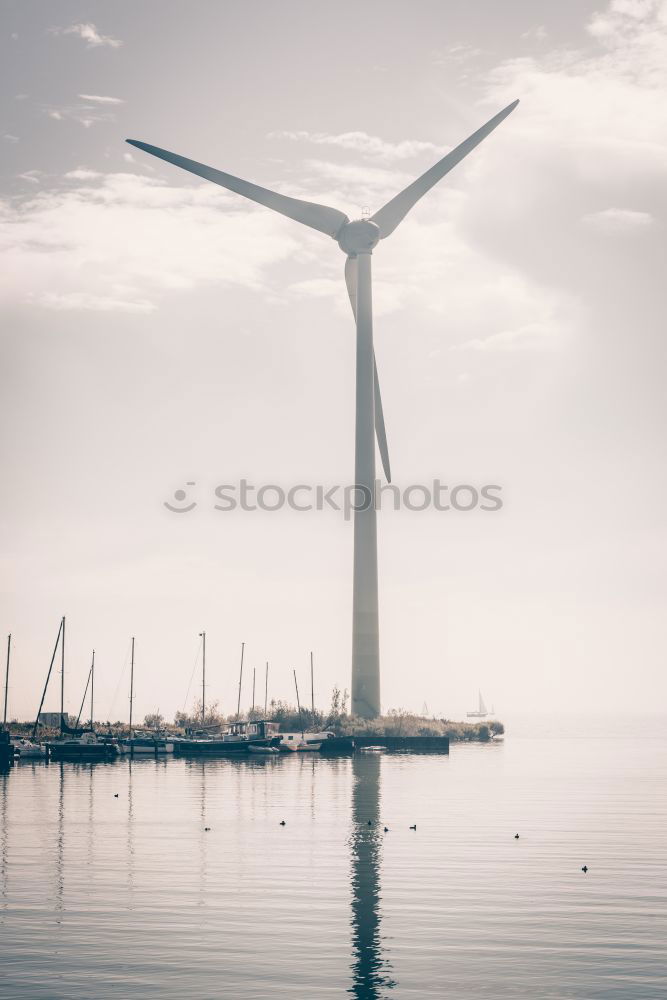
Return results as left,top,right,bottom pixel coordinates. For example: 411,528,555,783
466,690,489,719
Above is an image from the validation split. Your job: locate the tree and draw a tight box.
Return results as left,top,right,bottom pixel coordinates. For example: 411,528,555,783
144,712,164,731
174,701,223,728
326,686,349,728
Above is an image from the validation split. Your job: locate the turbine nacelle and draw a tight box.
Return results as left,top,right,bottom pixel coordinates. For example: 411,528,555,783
337,219,381,256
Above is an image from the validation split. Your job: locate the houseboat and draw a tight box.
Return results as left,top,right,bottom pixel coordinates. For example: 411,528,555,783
175,719,281,756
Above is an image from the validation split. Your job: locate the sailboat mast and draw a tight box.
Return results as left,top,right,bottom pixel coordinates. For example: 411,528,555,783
293,669,303,736
32,617,64,740
264,661,268,716
252,668,256,713
3,634,10,730
75,660,92,730
199,631,206,724
129,637,135,737
310,651,315,727
237,641,244,717
60,616,66,732
90,650,95,728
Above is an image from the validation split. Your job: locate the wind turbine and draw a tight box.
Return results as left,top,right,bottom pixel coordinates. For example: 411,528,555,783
127,99,518,719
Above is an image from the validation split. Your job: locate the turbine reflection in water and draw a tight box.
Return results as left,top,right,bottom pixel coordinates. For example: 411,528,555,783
349,753,395,997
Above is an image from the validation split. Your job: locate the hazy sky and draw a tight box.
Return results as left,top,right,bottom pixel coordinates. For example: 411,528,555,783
2,0,666,723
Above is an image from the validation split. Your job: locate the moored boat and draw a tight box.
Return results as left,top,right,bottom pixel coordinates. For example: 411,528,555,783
0,729,12,769
175,719,281,756
2,635,14,767
47,731,119,761
119,734,175,755
12,737,47,760
278,731,335,752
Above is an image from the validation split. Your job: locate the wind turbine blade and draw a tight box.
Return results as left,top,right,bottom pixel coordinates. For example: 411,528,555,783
344,253,358,316
373,363,391,483
345,256,392,482
370,100,519,238
126,140,349,239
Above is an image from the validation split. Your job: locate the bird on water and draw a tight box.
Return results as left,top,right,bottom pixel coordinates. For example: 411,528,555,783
279,820,286,826
582,865,588,873
514,834,520,839
410,824,417,831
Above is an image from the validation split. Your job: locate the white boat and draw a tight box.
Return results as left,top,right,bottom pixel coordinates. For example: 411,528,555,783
248,744,279,755
11,737,47,760
4,638,47,759
278,731,335,752
466,690,489,718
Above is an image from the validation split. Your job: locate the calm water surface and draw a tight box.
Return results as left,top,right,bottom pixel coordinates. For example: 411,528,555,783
1,717,666,999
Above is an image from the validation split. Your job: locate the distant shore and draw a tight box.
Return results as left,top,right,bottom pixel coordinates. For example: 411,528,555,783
7,710,504,744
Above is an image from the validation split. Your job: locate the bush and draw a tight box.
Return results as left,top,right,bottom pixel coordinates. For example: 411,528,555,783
170,690,503,743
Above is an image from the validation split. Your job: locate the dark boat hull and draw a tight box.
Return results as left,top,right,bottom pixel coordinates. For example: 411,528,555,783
47,742,118,761
0,732,13,769
174,738,278,757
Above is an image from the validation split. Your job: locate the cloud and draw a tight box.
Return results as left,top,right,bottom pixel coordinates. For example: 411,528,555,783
588,0,659,39
269,129,445,161
64,169,101,180
3,134,19,143
45,100,118,129
582,207,654,230
520,25,548,42
77,94,124,105
484,0,667,181
453,321,561,353
52,23,122,49
0,171,300,314
33,291,155,314
434,44,484,67
18,171,42,184
0,162,569,351
278,178,572,341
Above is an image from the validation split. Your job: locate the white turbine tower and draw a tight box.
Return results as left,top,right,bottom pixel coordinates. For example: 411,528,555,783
127,99,518,719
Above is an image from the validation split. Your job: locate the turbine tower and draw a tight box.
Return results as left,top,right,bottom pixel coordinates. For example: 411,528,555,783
127,99,518,719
